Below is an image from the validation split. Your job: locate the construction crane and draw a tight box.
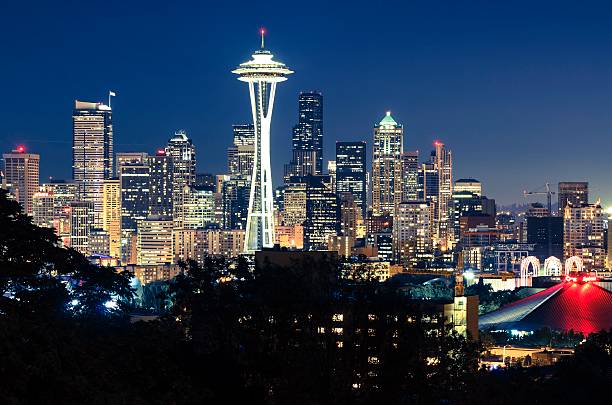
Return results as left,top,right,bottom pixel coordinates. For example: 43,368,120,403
523,183,556,215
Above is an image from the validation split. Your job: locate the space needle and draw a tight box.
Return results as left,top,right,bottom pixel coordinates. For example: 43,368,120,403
232,29,293,254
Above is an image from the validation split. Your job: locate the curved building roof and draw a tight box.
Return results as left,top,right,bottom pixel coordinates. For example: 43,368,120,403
480,282,612,334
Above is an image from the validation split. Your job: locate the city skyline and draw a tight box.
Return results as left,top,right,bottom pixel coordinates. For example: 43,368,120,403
2,1,612,207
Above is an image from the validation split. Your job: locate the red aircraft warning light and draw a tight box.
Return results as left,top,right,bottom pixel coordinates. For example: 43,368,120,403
156,149,166,156
16,145,25,153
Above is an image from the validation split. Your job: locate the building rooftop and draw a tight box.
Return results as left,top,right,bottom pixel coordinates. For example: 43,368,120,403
379,111,398,126
480,281,612,334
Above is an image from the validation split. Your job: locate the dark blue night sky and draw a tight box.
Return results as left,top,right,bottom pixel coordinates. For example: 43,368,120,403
2,0,612,205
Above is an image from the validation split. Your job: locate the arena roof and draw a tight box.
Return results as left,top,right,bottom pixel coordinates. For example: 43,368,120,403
479,281,612,334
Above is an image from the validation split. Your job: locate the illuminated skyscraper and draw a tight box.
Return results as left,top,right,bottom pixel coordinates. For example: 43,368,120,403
115,152,148,177
454,178,481,197
39,180,77,246
285,91,323,179
32,191,54,228
232,32,293,253
72,100,113,226
289,175,338,251
558,182,588,214
336,141,367,217
221,177,250,230
183,186,215,230
148,150,174,217
2,146,39,215
394,201,432,268
563,202,604,271
228,124,255,178
137,215,174,265
120,163,150,235
102,178,121,258
69,201,94,256
166,130,196,260
372,112,403,216
433,141,453,250
401,151,419,202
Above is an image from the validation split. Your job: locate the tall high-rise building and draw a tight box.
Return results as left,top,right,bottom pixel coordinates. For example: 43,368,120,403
233,35,293,253
148,150,174,217
39,180,77,246
183,186,215,230
166,130,196,260
221,177,250,230
336,141,367,217
228,124,255,178
72,100,113,226
120,163,150,235
563,202,604,271
40,180,77,212
285,91,323,179
282,182,307,227
450,191,495,244
372,112,403,216
558,182,588,214
339,193,365,239
69,201,94,256
32,191,54,228
2,146,39,215
432,141,453,250
394,201,432,268
102,178,121,258
137,215,174,265
288,175,338,251
527,216,564,263
401,151,419,202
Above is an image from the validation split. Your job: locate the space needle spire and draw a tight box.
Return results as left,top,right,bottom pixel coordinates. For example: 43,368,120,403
232,30,293,254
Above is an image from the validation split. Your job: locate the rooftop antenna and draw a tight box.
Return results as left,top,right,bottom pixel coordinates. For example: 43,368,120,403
260,27,265,49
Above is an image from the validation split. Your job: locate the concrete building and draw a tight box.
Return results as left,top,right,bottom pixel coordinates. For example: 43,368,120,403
393,201,432,268
183,186,215,230
137,216,174,265
563,202,605,271
275,224,304,249
69,201,94,256
32,191,54,228
2,146,39,215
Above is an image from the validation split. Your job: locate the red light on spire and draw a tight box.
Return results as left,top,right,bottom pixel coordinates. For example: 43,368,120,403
16,145,25,153
433,140,443,147
156,149,166,156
